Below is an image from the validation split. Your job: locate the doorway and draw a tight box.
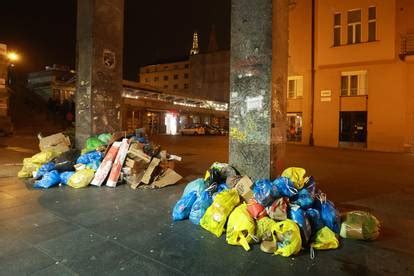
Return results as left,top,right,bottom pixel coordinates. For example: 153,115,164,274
339,111,367,147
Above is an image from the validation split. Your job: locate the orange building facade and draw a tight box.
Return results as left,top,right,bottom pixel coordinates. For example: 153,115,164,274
288,0,414,152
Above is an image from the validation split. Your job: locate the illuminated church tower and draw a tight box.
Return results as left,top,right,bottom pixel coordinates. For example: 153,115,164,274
190,31,199,55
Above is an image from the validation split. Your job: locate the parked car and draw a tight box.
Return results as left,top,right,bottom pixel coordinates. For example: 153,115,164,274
180,125,205,135
204,124,221,135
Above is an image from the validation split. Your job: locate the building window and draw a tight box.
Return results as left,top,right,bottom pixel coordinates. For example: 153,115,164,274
184,64,189,69
287,76,303,99
164,66,169,70
184,73,189,79
163,85,168,89
164,75,169,81
145,78,149,83
287,113,303,142
174,74,179,80
333,13,341,46
154,76,159,82
173,84,178,89
184,83,189,89
347,9,362,44
368,6,376,42
341,71,367,96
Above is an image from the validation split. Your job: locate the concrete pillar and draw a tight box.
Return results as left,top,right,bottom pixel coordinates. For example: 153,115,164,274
229,0,288,180
75,0,124,148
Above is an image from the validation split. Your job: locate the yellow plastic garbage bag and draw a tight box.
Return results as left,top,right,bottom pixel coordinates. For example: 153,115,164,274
226,203,255,251
256,217,278,242
67,168,95,189
18,158,41,178
311,226,339,250
17,150,60,178
281,167,306,189
200,189,240,238
274,219,302,257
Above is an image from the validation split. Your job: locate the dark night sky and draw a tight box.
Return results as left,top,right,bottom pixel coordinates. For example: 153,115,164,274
0,0,230,80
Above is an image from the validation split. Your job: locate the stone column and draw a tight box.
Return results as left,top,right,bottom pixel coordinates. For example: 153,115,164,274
75,0,124,148
229,0,288,180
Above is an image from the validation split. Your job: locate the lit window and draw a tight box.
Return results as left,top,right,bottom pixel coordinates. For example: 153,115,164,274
347,10,362,44
341,71,367,96
333,13,341,46
287,76,303,99
368,6,376,42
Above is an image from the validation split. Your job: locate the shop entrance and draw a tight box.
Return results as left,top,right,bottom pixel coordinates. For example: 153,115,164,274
339,111,367,146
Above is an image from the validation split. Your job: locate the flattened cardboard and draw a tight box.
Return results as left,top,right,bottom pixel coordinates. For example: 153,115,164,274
141,158,160,185
152,168,182,188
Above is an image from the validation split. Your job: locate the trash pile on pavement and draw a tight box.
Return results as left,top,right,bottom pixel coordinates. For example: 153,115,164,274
173,163,380,257
18,130,183,189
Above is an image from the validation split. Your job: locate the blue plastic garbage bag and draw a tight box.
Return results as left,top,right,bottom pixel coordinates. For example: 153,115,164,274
34,170,61,189
304,176,316,196
292,188,314,209
60,171,76,185
86,159,101,171
183,178,206,197
305,208,324,234
288,204,312,246
253,179,274,207
272,177,298,198
35,162,56,179
172,191,198,221
189,190,213,225
320,200,341,234
76,151,103,165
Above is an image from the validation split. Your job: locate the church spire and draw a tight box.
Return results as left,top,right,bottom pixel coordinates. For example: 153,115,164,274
208,25,219,52
190,31,199,56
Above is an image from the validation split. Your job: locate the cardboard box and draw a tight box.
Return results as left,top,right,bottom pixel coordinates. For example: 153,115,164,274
235,176,254,202
39,133,71,153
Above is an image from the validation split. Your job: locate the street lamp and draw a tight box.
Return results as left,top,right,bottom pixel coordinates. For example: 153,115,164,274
6,51,20,86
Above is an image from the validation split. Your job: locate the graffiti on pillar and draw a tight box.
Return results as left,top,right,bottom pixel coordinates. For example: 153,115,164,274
103,49,116,69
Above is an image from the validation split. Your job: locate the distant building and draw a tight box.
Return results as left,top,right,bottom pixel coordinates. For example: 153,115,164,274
138,60,190,94
27,64,76,103
287,0,414,152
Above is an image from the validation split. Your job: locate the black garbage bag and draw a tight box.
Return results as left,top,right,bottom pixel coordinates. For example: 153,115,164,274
54,149,80,172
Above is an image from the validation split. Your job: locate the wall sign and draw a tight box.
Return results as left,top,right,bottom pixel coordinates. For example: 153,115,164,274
321,90,331,97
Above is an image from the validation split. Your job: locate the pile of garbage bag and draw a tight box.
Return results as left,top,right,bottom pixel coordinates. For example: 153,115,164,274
173,163,380,257
18,129,183,190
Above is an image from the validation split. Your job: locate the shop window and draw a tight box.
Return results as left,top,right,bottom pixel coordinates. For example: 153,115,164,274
368,6,377,42
347,9,361,44
341,71,367,96
287,113,303,142
287,76,303,99
333,13,341,46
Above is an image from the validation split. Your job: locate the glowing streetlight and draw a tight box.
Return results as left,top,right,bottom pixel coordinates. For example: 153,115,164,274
7,52,20,62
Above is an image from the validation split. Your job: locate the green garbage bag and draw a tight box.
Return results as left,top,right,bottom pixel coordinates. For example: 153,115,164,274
340,211,380,240
82,137,106,154
98,133,112,144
